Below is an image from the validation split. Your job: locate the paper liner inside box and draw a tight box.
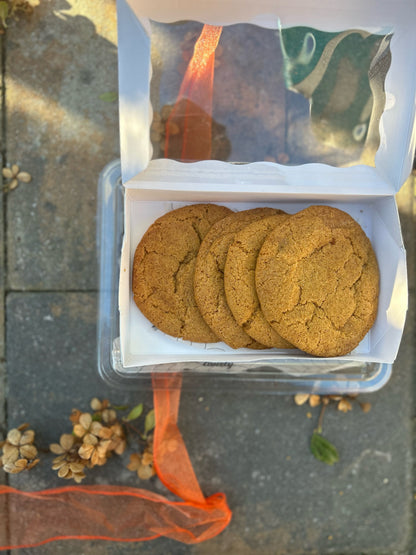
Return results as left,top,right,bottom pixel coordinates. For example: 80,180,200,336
119,182,407,368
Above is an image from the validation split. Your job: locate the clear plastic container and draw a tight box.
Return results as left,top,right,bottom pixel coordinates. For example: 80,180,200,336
97,159,392,393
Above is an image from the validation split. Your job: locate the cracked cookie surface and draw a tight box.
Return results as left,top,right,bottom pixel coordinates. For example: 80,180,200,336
194,207,278,349
132,203,233,342
255,205,379,357
224,213,294,348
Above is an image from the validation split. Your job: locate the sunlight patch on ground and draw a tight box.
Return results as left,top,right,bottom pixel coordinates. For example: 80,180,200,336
54,0,117,46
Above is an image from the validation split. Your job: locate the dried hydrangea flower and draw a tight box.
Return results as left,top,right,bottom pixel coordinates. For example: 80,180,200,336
2,164,31,191
0,425,39,474
90,398,117,425
78,439,109,468
99,423,126,455
50,433,87,483
73,412,102,442
127,440,155,480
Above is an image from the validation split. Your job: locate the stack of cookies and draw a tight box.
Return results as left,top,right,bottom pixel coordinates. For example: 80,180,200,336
132,203,379,357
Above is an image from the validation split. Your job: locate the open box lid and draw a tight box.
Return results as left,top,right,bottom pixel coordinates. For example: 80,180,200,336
117,0,416,194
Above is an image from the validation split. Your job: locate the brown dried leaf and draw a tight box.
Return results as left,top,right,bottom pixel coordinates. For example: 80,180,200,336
57,464,70,478
111,423,124,438
17,171,31,183
9,178,19,191
2,167,13,178
2,445,19,464
142,451,153,466
91,450,106,467
73,424,86,438
79,413,92,430
102,409,117,424
11,164,19,176
337,399,353,413
90,421,103,436
83,433,98,446
15,458,28,470
309,395,321,408
138,464,155,480
69,461,86,474
69,409,82,425
98,426,112,440
20,430,35,445
78,443,94,460
7,429,22,446
19,444,37,460
160,105,173,120
97,440,111,456
151,121,164,133
127,453,141,472
3,463,24,474
294,393,310,406
27,458,40,470
90,397,102,411
60,433,75,451
277,152,290,164
360,402,372,413
167,122,180,136
73,472,86,484
52,460,67,471
114,439,126,456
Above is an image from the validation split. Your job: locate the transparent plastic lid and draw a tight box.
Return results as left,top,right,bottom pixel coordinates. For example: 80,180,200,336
149,22,391,168
97,159,393,393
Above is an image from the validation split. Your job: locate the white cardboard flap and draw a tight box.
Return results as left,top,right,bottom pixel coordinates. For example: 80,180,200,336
126,0,413,30
119,0,416,189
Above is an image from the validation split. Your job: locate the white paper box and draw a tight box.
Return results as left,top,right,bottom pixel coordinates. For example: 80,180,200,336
116,0,416,368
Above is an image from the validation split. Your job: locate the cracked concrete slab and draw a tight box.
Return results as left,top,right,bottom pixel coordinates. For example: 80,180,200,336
1,2,415,553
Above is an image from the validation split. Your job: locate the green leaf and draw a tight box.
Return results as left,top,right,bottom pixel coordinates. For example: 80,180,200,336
0,2,9,27
125,403,143,421
99,91,118,103
310,431,339,465
112,404,129,411
144,409,155,436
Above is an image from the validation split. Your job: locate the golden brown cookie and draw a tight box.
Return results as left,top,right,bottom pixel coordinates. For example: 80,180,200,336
132,203,233,342
255,205,379,357
194,207,279,349
224,213,294,348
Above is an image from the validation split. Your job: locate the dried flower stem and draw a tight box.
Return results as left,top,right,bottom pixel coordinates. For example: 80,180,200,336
316,403,327,434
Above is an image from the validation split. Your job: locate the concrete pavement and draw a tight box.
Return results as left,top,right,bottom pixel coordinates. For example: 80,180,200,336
1,2,415,553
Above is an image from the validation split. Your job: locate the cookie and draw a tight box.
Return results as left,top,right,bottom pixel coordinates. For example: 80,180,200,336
255,205,379,357
194,207,279,349
132,203,233,342
224,214,294,348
